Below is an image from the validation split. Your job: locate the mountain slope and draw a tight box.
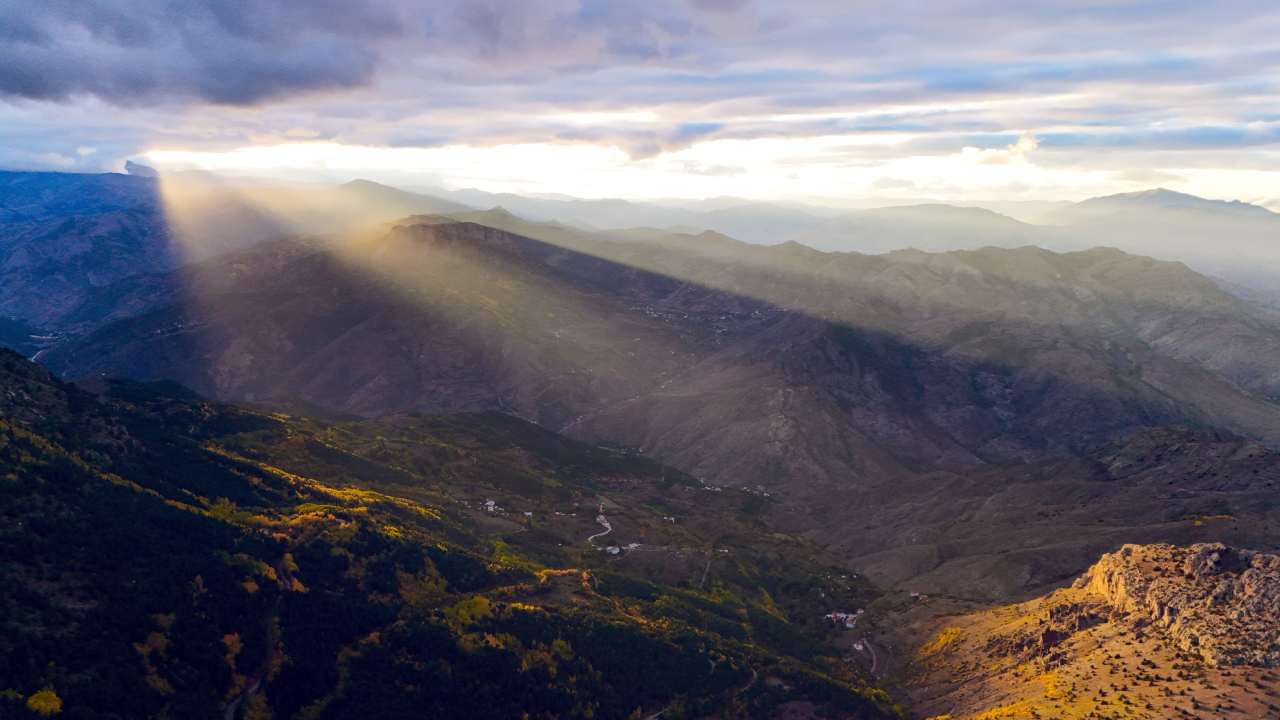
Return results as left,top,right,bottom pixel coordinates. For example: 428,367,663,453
1047,188,1280,293
0,347,900,719
37,217,1280,603
900,543,1280,719
43,216,1280,479
1062,187,1278,220
0,172,471,332
0,170,157,222
830,425,1280,600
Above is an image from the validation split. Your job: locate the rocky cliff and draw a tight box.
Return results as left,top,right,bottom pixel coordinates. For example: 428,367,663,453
904,542,1280,719
1077,542,1280,667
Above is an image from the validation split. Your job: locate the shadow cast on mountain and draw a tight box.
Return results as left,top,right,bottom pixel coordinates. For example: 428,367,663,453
36,217,1280,600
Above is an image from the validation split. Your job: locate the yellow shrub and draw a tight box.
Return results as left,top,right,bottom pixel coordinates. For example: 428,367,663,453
26,689,63,716
919,626,961,658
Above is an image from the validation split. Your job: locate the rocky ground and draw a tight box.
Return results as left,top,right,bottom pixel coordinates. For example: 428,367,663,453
1079,543,1280,668
892,543,1280,719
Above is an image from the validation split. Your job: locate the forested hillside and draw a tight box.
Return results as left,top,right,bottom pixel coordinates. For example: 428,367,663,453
0,349,898,719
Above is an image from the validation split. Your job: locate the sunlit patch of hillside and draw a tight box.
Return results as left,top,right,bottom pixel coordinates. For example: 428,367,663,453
898,561,1280,719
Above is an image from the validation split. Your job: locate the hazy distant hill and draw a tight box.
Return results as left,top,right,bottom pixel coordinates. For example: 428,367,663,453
335,178,473,218
1058,187,1277,220
1046,187,1280,293
436,185,828,243
784,204,1044,254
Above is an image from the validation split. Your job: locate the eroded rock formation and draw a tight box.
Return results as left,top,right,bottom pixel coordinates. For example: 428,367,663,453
1075,543,1280,666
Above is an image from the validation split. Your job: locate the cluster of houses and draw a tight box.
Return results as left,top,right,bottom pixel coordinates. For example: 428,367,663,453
824,609,865,630
475,500,535,519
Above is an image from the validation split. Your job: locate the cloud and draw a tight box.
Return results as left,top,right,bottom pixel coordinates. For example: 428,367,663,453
1,1,1279,203
0,1,397,105
677,160,745,176
688,0,751,12
872,177,916,190
967,132,1039,165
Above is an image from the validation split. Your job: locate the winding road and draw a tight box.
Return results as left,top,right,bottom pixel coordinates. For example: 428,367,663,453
586,504,612,546
861,638,881,677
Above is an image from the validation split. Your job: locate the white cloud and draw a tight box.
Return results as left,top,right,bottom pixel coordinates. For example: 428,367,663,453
7,1,1271,202
143,134,1140,203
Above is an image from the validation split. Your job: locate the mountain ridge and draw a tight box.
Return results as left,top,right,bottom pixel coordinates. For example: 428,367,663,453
34,215,1280,604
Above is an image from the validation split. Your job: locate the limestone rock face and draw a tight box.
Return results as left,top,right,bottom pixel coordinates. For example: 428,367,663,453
1075,543,1280,666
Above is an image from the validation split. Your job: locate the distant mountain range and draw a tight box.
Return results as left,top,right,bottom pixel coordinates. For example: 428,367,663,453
5,169,1280,718
783,203,1042,254
25,202,1280,600
3,171,1279,591
368,180,1280,302
1059,186,1278,218
7,170,1273,333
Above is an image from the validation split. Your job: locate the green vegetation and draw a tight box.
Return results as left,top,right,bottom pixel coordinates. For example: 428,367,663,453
0,350,898,719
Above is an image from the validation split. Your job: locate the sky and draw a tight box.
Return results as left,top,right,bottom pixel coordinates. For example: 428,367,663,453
1,0,1279,206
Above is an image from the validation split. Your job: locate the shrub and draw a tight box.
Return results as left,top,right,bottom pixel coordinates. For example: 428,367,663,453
26,689,63,716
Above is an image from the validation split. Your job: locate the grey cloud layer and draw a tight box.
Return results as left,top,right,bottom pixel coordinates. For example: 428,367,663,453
0,0,402,104
1,0,1279,172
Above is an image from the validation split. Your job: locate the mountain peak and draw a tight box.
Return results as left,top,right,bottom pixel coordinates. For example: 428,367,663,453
1077,187,1275,216
341,178,386,189
123,160,159,178
484,205,518,219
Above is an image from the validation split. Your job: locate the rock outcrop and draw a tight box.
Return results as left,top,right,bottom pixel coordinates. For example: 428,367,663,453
1075,543,1280,667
